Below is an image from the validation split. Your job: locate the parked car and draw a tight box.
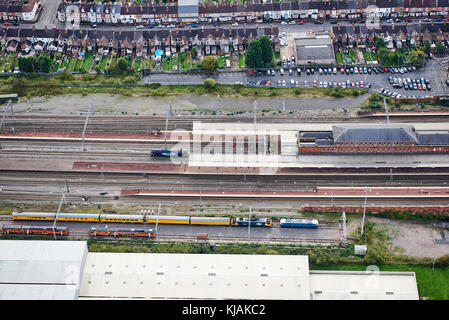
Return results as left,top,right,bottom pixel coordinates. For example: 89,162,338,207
314,20,324,24
191,24,199,27
280,68,284,75
297,20,304,25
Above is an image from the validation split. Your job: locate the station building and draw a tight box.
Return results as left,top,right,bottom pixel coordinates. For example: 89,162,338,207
0,240,419,300
298,125,449,154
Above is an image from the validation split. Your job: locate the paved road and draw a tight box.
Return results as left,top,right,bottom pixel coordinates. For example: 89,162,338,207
34,0,58,29
145,58,449,97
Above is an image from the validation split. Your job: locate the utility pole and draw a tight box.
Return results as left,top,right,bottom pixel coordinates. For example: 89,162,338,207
53,193,66,240
248,207,251,240
253,100,257,128
0,100,13,133
342,211,347,242
65,178,70,193
282,100,285,113
164,103,172,150
360,187,368,237
383,97,390,124
155,202,161,237
81,102,94,151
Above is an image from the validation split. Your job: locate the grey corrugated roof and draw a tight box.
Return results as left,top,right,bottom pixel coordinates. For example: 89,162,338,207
316,140,335,146
417,133,449,145
333,125,419,143
0,240,88,300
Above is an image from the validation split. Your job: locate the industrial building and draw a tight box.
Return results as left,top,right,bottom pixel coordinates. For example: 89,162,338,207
0,240,88,299
294,32,335,65
0,240,419,300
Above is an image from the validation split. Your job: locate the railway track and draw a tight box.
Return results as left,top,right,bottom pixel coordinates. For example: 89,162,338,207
2,114,449,134
1,232,339,245
1,190,449,207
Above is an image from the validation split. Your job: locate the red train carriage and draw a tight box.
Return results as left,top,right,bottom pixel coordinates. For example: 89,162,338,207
1,225,68,236
88,226,155,238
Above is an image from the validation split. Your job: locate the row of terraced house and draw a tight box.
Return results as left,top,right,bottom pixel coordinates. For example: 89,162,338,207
332,22,449,49
56,0,449,25
1,25,279,57
0,0,41,22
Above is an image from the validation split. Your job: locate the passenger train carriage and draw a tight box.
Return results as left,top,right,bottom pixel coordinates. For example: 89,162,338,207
12,212,272,227
280,219,319,228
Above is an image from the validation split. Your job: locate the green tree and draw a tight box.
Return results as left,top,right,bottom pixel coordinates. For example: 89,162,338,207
375,36,386,50
423,39,431,54
116,57,129,73
259,35,273,67
18,56,38,73
377,47,393,65
245,39,263,69
201,56,218,72
203,78,216,88
37,55,52,73
406,49,425,66
436,41,446,54
107,57,129,75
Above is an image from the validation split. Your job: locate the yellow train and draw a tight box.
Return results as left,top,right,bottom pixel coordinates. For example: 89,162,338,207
12,212,272,227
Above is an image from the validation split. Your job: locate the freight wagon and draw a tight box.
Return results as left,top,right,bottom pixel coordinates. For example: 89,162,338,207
279,219,319,228
88,226,155,238
2,224,68,236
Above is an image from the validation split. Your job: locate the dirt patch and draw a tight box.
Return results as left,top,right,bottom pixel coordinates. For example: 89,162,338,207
11,93,368,118
347,217,449,259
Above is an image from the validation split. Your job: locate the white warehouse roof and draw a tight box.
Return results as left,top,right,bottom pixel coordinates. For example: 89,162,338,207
309,270,419,300
79,253,310,300
0,240,88,300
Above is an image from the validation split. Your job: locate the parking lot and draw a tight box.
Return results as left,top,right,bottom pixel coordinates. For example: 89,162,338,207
245,59,449,96
145,59,449,97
